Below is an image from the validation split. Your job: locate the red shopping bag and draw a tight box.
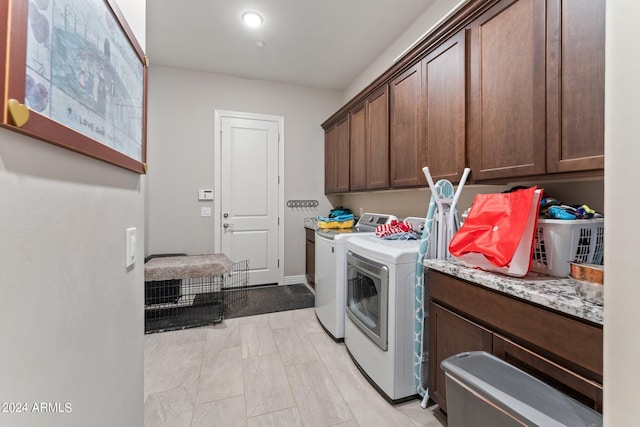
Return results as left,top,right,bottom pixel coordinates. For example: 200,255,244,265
449,187,543,277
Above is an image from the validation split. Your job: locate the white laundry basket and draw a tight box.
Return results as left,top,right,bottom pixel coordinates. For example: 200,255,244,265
531,218,604,277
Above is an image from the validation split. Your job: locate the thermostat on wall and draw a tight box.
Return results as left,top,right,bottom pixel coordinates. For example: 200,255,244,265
198,189,213,200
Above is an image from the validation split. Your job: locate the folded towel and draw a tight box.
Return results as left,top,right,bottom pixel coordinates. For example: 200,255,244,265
318,219,354,229
317,214,354,223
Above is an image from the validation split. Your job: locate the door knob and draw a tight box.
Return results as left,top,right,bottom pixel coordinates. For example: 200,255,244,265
223,223,229,229
223,213,229,218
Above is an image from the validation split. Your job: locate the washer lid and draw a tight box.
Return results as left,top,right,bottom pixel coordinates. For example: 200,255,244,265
346,235,421,264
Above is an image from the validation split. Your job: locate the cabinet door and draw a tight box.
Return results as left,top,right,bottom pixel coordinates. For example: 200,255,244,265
422,30,466,183
325,116,350,194
493,334,603,412
305,230,315,288
390,63,424,188
546,0,605,173
335,116,350,193
324,125,337,194
428,302,493,413
467,0,546,181
350,103,367,191
366,86,389,189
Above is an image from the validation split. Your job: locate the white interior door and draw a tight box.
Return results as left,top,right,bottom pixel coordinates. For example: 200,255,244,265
219,115,280,286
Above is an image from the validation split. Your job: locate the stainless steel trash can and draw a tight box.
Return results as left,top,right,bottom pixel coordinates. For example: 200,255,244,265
441,351,602,427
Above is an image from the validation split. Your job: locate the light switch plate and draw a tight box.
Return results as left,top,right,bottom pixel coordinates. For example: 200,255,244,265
198,189,214,200
126,227,136,268
201,207,212,217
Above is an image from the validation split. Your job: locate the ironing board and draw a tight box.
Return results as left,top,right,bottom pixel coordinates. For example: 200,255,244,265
414,167,470,405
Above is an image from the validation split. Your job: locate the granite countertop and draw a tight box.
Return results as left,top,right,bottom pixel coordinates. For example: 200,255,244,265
304,218,318,230
424,259,603,325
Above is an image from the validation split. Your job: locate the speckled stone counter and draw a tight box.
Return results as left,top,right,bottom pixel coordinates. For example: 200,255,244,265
424,259,603,325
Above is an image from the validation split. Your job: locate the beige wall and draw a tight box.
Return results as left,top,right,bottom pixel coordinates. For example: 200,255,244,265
0,0,145,426
604,0,640,423
146,66,342,278
339,184,502,220
340,179,605,224
344,0,467,101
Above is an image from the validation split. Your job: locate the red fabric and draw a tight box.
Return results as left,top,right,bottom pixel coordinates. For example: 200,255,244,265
375,220,414,237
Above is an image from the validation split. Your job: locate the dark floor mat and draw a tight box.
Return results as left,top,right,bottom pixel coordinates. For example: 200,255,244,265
224,283,314,319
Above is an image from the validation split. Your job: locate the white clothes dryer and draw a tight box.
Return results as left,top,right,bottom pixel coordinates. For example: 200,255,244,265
344,217,424,402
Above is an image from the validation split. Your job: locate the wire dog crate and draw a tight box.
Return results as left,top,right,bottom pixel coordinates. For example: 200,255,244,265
223,259,249,313
144,256,249,334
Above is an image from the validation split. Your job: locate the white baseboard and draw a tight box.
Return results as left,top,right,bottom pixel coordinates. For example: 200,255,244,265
284,275,307,286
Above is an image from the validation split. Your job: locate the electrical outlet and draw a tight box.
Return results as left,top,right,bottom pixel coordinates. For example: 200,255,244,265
201,207,212,217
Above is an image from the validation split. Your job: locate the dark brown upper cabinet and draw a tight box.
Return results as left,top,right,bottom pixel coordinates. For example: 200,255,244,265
322,0,606,191
366,86,390,189
467,0,547,181
349,102,367,191
390,63,425,188
422,30,467,183
350,86,389,191
324,115,350,194
546,0,605,173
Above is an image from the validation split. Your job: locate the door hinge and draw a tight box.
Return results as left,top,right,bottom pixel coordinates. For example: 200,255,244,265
278,217,280,225
277,259,280,268
278,175,280,184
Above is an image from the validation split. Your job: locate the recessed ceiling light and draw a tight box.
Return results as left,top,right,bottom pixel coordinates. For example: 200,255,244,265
241,11,263,27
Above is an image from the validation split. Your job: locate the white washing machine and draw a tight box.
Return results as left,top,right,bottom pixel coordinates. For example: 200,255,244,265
314,213,396,341
343,217,424,402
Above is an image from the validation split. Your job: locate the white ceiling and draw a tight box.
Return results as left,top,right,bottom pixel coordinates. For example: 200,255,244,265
146,0,436,91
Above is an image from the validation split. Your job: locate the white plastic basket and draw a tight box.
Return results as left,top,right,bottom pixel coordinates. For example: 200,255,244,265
531,218,604,277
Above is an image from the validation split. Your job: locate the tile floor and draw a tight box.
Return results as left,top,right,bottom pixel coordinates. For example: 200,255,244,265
144,307,447,426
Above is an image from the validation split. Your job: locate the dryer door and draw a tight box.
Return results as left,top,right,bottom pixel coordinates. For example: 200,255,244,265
346,251,389,351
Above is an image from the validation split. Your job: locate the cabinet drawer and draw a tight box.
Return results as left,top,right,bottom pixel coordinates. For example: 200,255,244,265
428,270,602,382
493,334,602,411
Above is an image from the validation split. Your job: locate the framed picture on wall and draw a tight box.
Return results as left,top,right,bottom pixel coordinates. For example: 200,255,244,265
0,0,148,174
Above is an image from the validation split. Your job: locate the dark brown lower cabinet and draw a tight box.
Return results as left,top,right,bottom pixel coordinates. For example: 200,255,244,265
428,302,492,413
427,270,603,413
305,228,315,288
